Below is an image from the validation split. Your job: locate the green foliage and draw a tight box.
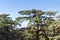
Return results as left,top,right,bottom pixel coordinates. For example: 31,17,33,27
0,14,19,40
0,9,60,40
16,9,58,40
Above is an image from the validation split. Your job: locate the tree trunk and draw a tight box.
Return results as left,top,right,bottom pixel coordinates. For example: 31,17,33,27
36,24,39,40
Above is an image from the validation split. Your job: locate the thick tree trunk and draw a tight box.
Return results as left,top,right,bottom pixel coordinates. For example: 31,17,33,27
36,29,39,40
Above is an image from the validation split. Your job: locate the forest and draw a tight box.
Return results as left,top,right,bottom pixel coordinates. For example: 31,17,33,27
0,9,60,40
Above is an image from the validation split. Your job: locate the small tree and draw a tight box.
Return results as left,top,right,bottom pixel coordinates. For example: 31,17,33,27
0,14,18,40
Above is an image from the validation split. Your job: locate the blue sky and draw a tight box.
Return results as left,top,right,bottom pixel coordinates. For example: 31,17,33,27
0,0,60,28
